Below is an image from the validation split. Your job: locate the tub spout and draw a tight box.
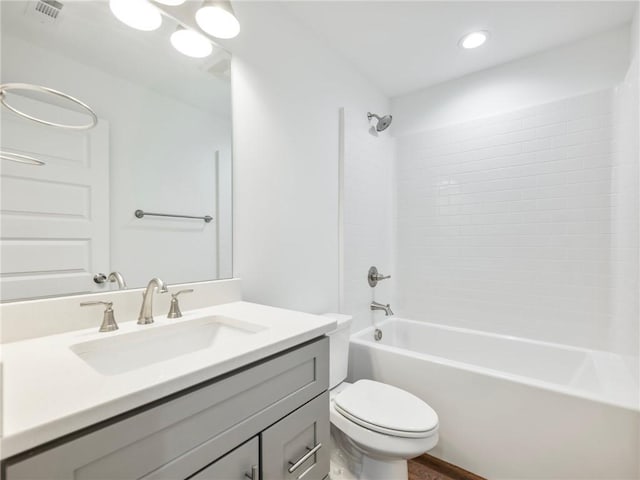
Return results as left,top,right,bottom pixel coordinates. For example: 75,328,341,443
371,301,394,316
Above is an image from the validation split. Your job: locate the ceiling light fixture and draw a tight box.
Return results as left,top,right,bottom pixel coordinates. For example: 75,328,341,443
109,0,162,31
154,0,187,5
195,0,240,39
171,27,213,58
459,31,489,49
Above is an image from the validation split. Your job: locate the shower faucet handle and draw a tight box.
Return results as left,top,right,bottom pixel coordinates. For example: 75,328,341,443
368,266,391,287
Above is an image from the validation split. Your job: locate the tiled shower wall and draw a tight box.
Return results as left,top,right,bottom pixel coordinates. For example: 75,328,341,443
395,89,638,353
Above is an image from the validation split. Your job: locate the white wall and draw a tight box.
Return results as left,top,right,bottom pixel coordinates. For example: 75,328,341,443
227,2,389,314
610,6,639,356
2,33,232,289
629,9,640,474
392,27,630,135
631,5,639,63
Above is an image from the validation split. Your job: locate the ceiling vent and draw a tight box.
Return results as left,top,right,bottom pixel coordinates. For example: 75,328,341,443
207,58,231,80
25,0,63,24
202,51,231,80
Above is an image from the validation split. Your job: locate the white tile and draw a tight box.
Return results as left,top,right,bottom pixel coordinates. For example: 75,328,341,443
392,88,636,354
536,123,566,139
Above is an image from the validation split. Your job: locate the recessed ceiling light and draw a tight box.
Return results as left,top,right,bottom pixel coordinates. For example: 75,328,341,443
459,31,489,49
154,0,186,5
109,0,162,31
196,1,240,39
171,27,213,58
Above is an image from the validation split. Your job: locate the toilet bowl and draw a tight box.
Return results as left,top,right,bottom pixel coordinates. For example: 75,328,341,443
324,314,439,480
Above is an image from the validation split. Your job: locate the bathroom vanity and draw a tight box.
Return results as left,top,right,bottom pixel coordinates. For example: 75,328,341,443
0,298,335,480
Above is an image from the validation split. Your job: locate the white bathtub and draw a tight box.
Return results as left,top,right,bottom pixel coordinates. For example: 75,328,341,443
349,318,640,479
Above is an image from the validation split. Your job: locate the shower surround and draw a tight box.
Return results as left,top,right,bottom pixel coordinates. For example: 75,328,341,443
394,88,638,356
337,20,638,478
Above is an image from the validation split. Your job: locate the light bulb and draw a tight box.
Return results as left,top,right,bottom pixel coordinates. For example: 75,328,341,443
109,0,162,31
154,0,186,5
171,28,213,58
460,31,488,49
195,4,240,39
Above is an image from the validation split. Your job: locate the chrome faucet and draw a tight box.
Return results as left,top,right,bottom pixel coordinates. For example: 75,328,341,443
138,277,168,325
370,301,394,316
108,271,127,289
368,266,391,287
80,300,119,332
167,289,194,319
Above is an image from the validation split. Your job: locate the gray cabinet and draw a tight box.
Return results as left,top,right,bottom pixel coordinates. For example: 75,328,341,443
3,338,329,480
262,392,329,480
189,437,259,480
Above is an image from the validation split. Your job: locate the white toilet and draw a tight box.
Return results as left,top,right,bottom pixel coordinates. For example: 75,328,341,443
324,314,439,480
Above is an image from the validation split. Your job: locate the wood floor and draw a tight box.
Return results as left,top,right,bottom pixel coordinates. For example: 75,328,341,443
408,454,486,480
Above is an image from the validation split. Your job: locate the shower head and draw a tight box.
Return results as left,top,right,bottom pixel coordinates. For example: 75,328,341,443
367,112,393,132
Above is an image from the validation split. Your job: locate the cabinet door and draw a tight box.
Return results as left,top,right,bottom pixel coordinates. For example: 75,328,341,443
188,437,259,480
262,392,329,480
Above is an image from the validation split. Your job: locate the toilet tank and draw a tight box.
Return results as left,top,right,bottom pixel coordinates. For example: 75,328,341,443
322,313,353,389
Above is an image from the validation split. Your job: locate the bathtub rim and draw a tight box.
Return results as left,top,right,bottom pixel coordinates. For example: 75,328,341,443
350,317,640,413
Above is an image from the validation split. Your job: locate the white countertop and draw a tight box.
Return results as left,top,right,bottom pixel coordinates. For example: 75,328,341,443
0,301,336,459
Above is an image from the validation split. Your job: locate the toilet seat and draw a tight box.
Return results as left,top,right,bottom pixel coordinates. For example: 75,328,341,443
333,380,438,439
330,393,439,460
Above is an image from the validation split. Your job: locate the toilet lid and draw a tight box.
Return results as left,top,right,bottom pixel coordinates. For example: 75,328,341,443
334,380,438,438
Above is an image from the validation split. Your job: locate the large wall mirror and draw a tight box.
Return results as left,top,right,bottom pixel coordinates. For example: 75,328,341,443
0,0,233,302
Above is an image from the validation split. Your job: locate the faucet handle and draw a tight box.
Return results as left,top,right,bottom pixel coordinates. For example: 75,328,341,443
171,289,194,298
368,266,391,287
167,289,194,319
80,301,119,332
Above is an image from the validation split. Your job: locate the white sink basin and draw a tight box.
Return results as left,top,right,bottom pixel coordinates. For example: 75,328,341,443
70,316,267,375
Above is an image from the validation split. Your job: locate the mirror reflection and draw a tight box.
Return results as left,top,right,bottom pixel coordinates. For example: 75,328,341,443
0,0,233,302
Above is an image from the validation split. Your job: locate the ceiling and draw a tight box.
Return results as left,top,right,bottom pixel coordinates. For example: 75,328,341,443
282,1,638,98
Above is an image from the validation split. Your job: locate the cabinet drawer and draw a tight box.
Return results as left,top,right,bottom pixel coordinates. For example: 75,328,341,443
4,338,328,480
262,392,329,480
188,437,259,480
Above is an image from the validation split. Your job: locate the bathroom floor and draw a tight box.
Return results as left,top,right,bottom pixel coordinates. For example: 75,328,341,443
408,454,486,480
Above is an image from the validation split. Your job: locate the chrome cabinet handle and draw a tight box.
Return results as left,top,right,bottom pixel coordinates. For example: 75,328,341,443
244,465,258,480
287,443,322,474
295,464,315,480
